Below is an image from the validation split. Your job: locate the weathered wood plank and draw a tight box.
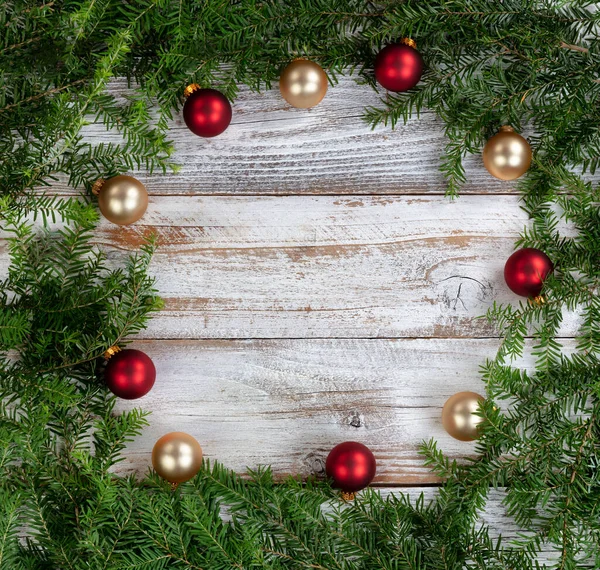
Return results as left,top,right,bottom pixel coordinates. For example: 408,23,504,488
50,76,532,195
115,338,574,485
86,194,578,339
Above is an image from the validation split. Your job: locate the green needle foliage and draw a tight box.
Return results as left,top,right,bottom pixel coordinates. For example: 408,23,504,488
1,0,599,568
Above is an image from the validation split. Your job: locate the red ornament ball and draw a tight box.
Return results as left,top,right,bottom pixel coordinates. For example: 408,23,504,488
183,87,232,137
325,441,376,493
504,247,553,298
104,349,156,400
374,43,424,92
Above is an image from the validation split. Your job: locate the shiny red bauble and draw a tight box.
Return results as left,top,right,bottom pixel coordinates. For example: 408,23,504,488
325,441,376,493
504,247,553,298
183,88,232,137
374,43,424,92
104,349,156,399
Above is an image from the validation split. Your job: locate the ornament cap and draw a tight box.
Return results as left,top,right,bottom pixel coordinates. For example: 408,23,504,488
92,178,106,196
399,37,417,49
104,345,122,360
530,295,547,306
499,125,515,133
183,83,201,98
341,491,356,501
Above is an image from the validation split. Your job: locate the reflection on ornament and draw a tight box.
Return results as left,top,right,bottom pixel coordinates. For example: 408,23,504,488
482,126,532,180
374,39,424,92
325,441,376,498
104,348,155,400
442,391,484,441
93,175,148,225
504,247,553,298
152,432,203,484
183,84,232,137
279,59,328,108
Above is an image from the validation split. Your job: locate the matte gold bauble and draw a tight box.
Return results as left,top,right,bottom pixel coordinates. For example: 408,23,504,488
482,126,532,180
441,392,484,441
93,175,148,225
279,59,328,108
152,432,203,484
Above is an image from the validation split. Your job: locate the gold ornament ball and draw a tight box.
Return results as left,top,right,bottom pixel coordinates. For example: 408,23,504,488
93,175,148,225
482,126,532,181
279,59,328,109
152,432,203,484
441,391,485,441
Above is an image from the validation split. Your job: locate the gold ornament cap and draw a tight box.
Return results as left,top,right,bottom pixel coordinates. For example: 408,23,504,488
92,178,106,196
183,83,201,98
399,38,417,49
341,491,356,501
104,345,122,360
529,295,546,306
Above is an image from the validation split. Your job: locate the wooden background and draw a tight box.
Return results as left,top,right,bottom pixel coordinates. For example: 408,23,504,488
41,74,583,553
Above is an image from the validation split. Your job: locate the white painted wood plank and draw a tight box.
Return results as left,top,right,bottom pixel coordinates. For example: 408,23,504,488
87,194,578,339
115,338,574,485
50,76,534,195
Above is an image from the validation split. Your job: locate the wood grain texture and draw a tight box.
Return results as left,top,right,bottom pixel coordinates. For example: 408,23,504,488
89,194,579,339
114,338,574,485
50,75,539,195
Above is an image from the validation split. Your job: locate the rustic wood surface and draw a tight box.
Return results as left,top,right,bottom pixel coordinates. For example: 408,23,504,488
58,76,527,196
95,195,579,339
117,338,572,485
11,73,584,547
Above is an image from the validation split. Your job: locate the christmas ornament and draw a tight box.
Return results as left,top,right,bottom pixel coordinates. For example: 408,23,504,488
92,175,148,225
104,348,156,400
374,39,424,92
183,84,232,137
152,432,203,484
482,126,532,180
325,441,376,499
504,247,553,298
442,392,484,441
279,59,328,109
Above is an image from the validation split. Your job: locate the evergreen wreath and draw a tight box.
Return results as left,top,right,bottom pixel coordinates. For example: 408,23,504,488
1,1,599,568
